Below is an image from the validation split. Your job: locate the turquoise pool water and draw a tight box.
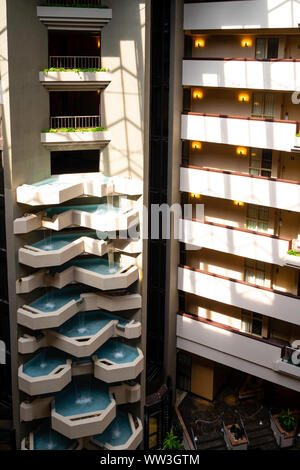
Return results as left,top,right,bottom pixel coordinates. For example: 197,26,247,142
32,232,97,251
95,339,139,364
23,348,68,378
45,204,122,219
52,310,129,338
32,175,109,188
54,375,111,417
50,257,122,275
29,287,89,312
33,420,77,450
92,412,132,447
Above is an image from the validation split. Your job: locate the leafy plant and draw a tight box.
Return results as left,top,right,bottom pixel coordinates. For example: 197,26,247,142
287,249,300,257
278,409,296,433
43,67,108,75
162,428,182,450
41,127,107,133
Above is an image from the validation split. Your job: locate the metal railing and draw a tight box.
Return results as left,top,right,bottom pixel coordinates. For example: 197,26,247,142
42,0,103,7
281,346,300,366
49,56,101,69
50,115,101,129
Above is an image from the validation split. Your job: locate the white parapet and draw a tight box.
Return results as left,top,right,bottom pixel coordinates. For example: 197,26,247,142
180,166,300,212
41,130,111,151
184,0,300,30
181,113,297,153
178,266,300,326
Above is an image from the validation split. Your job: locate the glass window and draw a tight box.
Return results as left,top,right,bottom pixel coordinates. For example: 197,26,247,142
246,204,269,233
244,259,267,286
252,93,274,118
249,149,272,177
148,416,158,449
241,310,263,336
255,38,279,59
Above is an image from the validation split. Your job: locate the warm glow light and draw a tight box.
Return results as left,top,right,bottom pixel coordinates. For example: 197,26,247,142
241,38,252,48
236,147,247,156
238,93,250,102
191,141,202,150
193,89,204,100
234,200,245,206
97,39,101,48
195,38,205,48
191,193,201,199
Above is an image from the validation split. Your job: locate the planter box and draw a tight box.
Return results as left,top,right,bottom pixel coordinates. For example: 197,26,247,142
40,71,112,91
224,424,248,450
37,6,112,31
41,130,111,151
270,412,299,448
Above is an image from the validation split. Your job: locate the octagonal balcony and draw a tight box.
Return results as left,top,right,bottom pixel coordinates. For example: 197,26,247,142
16,256,139,293
51,375,116,439
93,339,144,383
17,288,141,330
45,310,141,357
18,348,71,395
21,419,81,450
91,412,143,450
16,173,142,206
14,202,139,234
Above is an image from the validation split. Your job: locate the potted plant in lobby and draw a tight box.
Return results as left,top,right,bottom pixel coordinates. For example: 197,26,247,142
224,423,249,450
270,409,299,448
163,428,182,450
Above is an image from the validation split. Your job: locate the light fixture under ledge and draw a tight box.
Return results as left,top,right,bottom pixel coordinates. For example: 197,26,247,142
192,89,204,100
238,93,250,103
241,39,252,48
236,147,248,156
234,200,245,206
191,141,202,150
194,38,205,48
191,193,201,199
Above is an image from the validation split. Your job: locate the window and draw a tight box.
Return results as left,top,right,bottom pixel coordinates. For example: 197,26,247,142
255,38,279,59
176,352,191,392
252,93,274,118
241,310,263,336
246,204,269,233
148,416,159,449
244,259,267,286
249,148,272,177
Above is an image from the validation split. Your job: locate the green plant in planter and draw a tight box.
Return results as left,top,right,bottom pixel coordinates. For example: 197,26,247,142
43,67,108,75
163,428,182,450
278,409,296,433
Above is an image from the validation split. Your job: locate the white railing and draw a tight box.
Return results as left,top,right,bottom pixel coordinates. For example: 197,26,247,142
49,56,101,69
50,115,101,129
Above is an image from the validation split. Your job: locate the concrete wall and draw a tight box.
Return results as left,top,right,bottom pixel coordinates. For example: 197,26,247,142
0,0,50,446
101,0,145,181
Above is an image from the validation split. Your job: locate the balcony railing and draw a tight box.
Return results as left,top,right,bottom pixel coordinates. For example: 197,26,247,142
49,55,101,69
50,115,101,129
41,0,103,6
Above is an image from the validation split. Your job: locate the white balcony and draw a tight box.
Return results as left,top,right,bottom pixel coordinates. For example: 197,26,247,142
181,113,297,153
184,0,300,31
37,5,112,31
180,219,290,266
183,59,300,92
180,166,300,213
178,266,300,326
41,128,111,151
40,70,112,91
90,412,143,450
177,314,300,393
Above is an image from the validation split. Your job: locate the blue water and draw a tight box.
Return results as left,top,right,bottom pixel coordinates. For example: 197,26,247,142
54,375,111,417
95,339,139,364
32,232,97,251
33,419,77,450
33,177,59,187
52,310,129,338
23,348,68,378
92,412,132,447
50,257,122,275
32,175,109,188
45,204,122,219
29,287,89,312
